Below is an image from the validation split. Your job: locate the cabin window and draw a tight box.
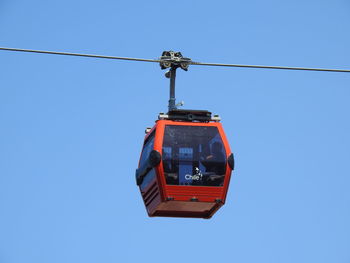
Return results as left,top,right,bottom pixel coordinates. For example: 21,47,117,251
139,131,155,169
162,125,226,186
138,131,156,190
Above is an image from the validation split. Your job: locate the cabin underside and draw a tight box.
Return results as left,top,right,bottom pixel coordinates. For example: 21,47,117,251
149,200,222,219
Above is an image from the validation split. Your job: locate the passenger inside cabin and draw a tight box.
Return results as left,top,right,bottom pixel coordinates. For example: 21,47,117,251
201,142,225,174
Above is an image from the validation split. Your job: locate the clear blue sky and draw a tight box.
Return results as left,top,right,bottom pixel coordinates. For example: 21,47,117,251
1,1,350,262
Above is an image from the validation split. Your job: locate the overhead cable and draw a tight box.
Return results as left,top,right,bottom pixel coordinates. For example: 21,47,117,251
0,47,160,63
190,61,350,73
1,47,350,73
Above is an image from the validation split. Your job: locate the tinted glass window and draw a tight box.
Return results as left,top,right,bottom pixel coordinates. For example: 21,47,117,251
162,125,226,186
138,131,156,190
139,132,155,169
140,169,156,191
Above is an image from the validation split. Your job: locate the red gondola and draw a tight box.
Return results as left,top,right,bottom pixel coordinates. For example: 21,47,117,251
135,51,235,219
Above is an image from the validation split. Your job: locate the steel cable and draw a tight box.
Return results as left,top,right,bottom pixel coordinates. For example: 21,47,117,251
0,47,161,63
1,47,350,73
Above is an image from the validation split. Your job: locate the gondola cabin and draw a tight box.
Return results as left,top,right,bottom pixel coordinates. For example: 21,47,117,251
136,109,234,218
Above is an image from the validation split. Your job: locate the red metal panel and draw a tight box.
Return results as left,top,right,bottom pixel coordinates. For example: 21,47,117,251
141,177,161,216
153,121,167,202
166,185,224,202
216,122,233,203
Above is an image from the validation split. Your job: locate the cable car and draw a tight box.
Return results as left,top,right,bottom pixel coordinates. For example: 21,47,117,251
135,51,235,219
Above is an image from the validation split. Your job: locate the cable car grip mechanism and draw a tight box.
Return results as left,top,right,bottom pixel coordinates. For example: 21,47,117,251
159,51,191,112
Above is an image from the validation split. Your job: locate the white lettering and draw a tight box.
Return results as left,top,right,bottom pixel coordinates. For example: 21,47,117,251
185,174,192,180
184,168,203,181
